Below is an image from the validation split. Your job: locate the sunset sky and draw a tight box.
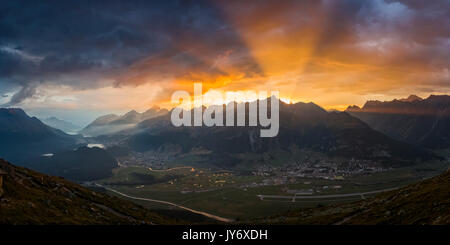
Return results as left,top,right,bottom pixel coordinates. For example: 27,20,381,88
0,0,449,125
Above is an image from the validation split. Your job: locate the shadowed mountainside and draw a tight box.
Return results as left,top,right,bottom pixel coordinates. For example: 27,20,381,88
0,159,182,225
346,95,450,149
0,108,77,164
102,98,432,168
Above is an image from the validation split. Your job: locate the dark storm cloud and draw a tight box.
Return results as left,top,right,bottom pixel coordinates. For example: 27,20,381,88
2,83,37,107
0,0,260,105
307,0,449,58
0,0,449,107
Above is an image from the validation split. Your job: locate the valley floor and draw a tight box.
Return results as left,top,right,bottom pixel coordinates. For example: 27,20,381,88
92,159,449,222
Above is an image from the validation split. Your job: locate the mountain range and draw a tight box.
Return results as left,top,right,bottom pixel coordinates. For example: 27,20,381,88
346,95,450,149
80,106,168,137
0,109,118,181
1,95,446,176
0,108,77,164
40,116,82,134
102,98,432,168
0,95,448,225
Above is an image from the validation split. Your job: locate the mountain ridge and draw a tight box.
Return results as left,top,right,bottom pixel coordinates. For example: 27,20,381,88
346,95,450,148
81,107,169,137
101,99,432,168
0,108,77,164
41,116,81,134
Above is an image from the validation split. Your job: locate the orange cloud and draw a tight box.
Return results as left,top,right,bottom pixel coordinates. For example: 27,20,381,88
52,1,450,111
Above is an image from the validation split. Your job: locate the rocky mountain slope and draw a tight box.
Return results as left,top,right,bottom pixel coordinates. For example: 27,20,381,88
0,159,176,225
104,99,432,168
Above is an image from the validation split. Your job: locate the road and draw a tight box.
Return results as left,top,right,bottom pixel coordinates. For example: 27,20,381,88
257,187,399,201
148,166,193,172
95,183,233,223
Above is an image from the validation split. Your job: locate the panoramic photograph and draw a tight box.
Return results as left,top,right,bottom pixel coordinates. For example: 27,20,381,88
0,0,449,242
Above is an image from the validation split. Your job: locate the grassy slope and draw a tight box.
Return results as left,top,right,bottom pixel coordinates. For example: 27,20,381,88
0,159,179,225
251,169,450,225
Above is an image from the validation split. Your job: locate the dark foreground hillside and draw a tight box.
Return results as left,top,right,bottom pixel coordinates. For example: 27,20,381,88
254,169,450,225
0,159,177,225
